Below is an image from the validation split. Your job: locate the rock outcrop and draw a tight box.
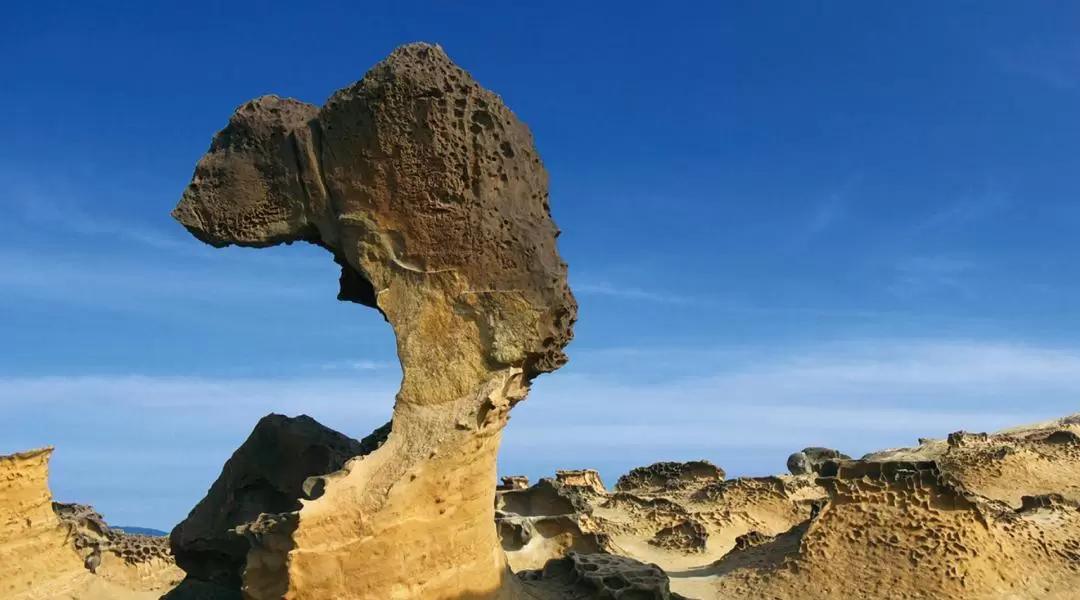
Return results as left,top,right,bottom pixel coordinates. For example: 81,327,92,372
491,414,1080,599
0,448,86,599
786,446,851,476
519,552,691,599
496,477,615,572
171,42,575,599
704,415,1080,599
1,448,182,600
615,461,725,493
169,414,376,591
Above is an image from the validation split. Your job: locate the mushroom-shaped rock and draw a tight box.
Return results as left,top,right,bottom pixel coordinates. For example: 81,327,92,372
171,43,576,600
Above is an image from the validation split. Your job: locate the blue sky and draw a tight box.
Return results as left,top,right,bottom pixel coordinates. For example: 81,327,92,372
3,2,1080,530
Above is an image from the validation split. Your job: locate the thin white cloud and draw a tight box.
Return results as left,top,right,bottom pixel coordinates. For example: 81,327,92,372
0,249,328,314
572,281,696,304
507,339,1080,458
802,197,843,239
914,187,1010,233
1,168,327,270
319,360,397,372
994,41,1080,96
889,255,977,297
4,338,1078,527
2,173,203,254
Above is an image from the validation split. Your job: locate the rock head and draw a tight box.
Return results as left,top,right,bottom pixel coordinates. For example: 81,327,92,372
171,42,576,599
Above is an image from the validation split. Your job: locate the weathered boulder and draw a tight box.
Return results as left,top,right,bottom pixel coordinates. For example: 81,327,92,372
786,452,813,475
171,42,575,599
615,460,725,493
169,413,374,589
787,446,851,475
498,475,531,491
519,552,690,599
555,469,608,495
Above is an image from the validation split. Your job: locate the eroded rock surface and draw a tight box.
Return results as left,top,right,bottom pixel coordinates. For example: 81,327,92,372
0,448,85,599
169,414,372,590
1,448,182,600
786,447,850,476
494,414,1080,599
497,477,616,572
519,552,690,600
615,461,725,493
706,415,1080,600
171,42,575,600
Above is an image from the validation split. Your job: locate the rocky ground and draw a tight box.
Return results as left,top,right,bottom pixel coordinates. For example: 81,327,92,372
3,412,1079,599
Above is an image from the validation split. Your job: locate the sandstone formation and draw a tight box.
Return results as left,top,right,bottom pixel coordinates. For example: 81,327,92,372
615,461,725,494
519,552,691,600
496,476,616,572
495,460,823,599
171,42,576,599
0,448,182,600
168,414,380,593
500,415,1080,599
0,448,86,599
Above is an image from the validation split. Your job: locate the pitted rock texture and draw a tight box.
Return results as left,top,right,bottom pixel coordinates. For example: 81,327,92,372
648,519,708,553
703,415,1080,600
172,42,576,390
169,414,369,590
1,448,182,600
863,413,1080,508
555,470,608,496
500,475,532,491
518,552,690,600
497,478,617,572
494,462,821,598
170,42,575,600
54,502,172,567
494,413,1080,599
614,461,725,493
498,478,593,518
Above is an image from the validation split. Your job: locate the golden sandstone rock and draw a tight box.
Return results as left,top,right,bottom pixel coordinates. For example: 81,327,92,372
171,43,576,600
0,448,85,599
0,448,182,600
165,42,1080,600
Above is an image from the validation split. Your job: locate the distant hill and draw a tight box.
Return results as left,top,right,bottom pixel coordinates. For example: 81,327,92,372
112,526,168,536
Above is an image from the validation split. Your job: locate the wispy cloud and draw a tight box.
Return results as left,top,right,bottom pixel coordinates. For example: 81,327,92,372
889,255,977,297
319,360,397,372
914,188,1010,233
5,338,1078,528
801,197,843,239
994,40,1080,97
1,168,324,270
572,281,698,304
0,249,324,313
3,172,202,254
789,177,860,246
